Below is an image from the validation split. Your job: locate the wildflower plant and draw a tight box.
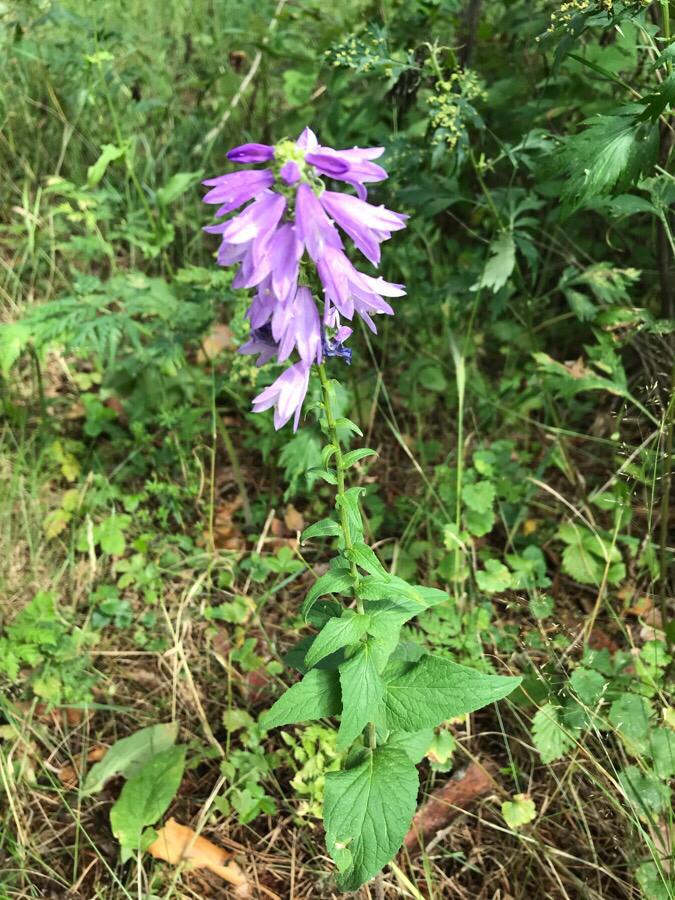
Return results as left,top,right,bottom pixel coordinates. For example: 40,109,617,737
204,129,521,891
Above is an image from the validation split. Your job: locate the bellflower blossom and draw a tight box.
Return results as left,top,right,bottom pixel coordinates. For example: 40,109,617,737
203,127,408,429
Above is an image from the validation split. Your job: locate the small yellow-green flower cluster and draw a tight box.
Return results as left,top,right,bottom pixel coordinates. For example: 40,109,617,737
427,69,486,151
548,0,650,33
325,29,389,74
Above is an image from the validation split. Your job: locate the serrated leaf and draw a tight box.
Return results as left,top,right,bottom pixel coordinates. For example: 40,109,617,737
383,655,520,732
324,747,419,891
532,703,576,763
109,745,186,854
609,693,652,753
464,506,495,537
347,543,388,578
502,794,536,829
342,448,377,468
618,765,671,820
83,723,179,795
569,668,607,706
301,518,341,542
302,569,354,619
305,611,370,670
335,487,365,543
648,728,675,780
383,729,434,764
475,559,513,594
357,576,448,609
98,515,129,556
462,481,496,514
338,643,385,750
480,232,516,292
260,669,341,730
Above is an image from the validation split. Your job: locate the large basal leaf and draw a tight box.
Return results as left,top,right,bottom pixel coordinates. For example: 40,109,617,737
83,723,179,795
260,668,341,730
337,643,385,750
324,746,419,891
109,745,186,857
384,655,521,732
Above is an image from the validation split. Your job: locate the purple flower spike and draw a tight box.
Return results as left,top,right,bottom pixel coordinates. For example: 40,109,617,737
203,126,408,430
252,361,311,431
227,143,275,164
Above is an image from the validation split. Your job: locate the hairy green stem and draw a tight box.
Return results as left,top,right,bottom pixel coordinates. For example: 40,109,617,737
317,362,362,609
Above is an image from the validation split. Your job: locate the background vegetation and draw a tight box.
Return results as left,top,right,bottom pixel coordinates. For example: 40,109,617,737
0,0,673,897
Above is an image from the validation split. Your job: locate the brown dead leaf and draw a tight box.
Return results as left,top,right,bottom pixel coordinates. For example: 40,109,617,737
564,357,592,379
57,746,106,789
283,504,304,533
404,761,495,853
198,324,234,362
148,818,250,896
626,595,653,617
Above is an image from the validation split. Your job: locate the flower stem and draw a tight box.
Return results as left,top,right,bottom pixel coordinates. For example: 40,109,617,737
317,362,363,612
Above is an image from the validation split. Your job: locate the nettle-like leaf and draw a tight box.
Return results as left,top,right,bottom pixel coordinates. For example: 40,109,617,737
383,655,521,732
304,610,370,670
337,643,385,750
323,746,419,891
556,522,625,587
261,669,341,730
532,702,577,763
558,111,658,212
479,231,516,293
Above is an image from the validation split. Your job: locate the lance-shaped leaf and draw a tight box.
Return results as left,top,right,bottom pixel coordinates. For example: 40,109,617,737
337,643,385,750
347,543,389,578
260,669,341,731
305,610,370,669
301,518,341,542
342,448,377,468
83,723,178,795
324,746,419,891
384,655,521,732
358,575,448,609
363,598,423,670
301,565,354,619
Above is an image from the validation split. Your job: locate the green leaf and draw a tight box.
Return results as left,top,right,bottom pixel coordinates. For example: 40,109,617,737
97,515,130,556
609,693,652,753
156,170,203,206
357,576,448,609
383,655,520,732
305,611,370,670
462,481,496,514
324,747,419,891
648,728,675,780
479,232,516,293
342,448,377,468
464,506,495,537
302,569,354,619
334,417,363,437
87,143,127,187
347,543,388,578
109,745,186,854
301,518,341,542
570,668,607,706
383,729,434,764
83,723,178,795
618,765,671,820
335,487,365,543
502,794,537,829
475,559,513,594
312,468,338,485
0,322,32,376
636,861,675,900
260,669,341,730
532,703,576,763
338,644,385,750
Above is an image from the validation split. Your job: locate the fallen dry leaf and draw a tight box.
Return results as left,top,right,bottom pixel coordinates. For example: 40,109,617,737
404,761,495,853
283,504,304,533
148,818,250,896
198,324,234,362
57,746,107,789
